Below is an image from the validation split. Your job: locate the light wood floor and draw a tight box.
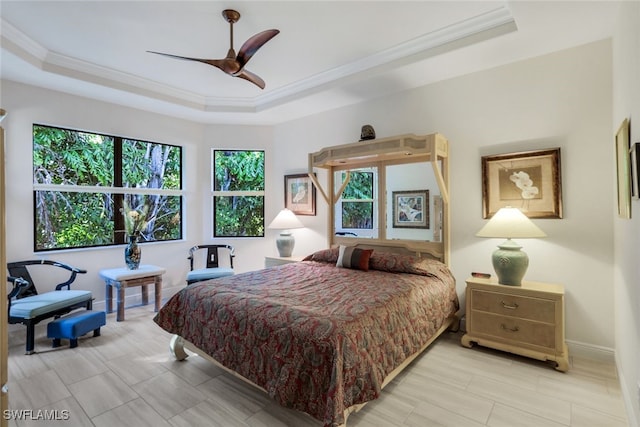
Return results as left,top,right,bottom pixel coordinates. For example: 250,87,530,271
6,304,629,427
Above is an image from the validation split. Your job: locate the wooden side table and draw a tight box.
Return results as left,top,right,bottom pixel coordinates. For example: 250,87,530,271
461,277,569,372
99,265,166,321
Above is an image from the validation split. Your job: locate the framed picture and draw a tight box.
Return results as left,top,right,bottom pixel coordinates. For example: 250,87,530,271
615,118,631,218
392,190,429,228
285,173,316,215
482,148,562,219
630,142,640,200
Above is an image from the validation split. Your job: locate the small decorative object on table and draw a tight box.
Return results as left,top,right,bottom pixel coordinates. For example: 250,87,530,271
124,233,141,270
121,197,153,270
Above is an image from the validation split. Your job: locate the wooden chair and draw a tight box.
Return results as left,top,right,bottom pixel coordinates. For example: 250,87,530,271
186,244,235,285
7,260,92,354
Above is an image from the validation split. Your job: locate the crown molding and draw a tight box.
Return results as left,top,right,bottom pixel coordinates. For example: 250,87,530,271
1,6,516,114
255,6,517,110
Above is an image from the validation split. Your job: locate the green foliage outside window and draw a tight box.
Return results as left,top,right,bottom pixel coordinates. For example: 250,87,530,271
213,150,265,237
33,124,182,251
340,171,374,229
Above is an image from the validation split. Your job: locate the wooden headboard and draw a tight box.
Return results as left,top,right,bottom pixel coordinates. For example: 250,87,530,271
333,241,444,262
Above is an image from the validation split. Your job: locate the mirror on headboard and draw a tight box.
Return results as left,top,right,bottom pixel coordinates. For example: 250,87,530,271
333,162,442,242
385,162,442,243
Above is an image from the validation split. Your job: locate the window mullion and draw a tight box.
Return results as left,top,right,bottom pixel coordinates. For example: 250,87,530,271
114,137,124,243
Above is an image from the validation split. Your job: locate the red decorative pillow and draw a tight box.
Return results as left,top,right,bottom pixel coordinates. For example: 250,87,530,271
336,245,374,271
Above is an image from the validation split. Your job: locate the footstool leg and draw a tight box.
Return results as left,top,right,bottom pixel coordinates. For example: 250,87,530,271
52,338,61,348
93,328,101,337
70,338,78,349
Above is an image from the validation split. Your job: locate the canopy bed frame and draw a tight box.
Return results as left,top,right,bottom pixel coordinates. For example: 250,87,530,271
161,132,457,427
308,132,450,265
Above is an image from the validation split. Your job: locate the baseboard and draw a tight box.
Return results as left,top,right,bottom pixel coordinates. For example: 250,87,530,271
89,284,184,313
616,353,640,427
566,339,615,362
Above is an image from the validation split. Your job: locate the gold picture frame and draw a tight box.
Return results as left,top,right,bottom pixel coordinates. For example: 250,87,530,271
482,148,562,219
284,173,316,216
615,118,631,218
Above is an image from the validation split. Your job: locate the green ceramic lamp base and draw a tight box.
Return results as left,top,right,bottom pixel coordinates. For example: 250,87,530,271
492,238,529,286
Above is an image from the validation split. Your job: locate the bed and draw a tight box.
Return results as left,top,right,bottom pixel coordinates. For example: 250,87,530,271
153,247,459,426
155,132,456,425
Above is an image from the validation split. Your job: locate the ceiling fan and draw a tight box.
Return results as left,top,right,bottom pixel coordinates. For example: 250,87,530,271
147,9,279,89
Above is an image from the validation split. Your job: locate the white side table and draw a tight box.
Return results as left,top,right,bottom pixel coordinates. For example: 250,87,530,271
99,265,166,321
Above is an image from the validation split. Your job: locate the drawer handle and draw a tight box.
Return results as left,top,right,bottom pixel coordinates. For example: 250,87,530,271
500,324,520,332
501,301,519,310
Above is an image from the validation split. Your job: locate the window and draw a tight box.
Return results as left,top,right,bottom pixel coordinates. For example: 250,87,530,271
335,168,377,238
33,124,182,251
212,150,265,237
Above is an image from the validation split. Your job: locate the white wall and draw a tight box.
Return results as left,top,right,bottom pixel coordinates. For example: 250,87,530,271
612,2,640,426
2,39,616,354
275,40,614,351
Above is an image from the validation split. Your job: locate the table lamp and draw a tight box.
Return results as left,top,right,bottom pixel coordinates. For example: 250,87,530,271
268,208,304,257
476,207,546,286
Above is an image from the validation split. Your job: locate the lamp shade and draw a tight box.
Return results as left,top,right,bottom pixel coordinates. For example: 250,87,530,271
476,207,546,239
268,209,304,230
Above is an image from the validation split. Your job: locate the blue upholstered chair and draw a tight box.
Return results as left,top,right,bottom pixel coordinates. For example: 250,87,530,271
7,260,92,354
186,244,235,285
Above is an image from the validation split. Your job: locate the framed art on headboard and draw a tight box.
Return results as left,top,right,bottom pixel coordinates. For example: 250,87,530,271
392,189,429,228
482,148,563,219
285,173,316,216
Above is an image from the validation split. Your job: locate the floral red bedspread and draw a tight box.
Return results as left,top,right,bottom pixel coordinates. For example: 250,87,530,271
153,249,458,426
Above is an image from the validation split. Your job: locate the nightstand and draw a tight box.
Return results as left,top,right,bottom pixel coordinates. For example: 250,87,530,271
461,277,569,372
264,255,306,268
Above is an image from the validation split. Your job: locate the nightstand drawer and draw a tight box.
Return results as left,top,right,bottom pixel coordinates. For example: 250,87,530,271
470,289,556,323
471,311,556,350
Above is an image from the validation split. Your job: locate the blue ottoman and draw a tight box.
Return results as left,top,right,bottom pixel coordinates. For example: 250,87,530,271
47,310,106,348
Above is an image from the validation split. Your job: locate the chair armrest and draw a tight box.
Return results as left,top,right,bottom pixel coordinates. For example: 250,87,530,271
7,276,30,300
7,260,87,291
50,261,87,290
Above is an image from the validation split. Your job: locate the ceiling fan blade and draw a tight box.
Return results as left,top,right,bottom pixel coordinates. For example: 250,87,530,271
236,29,279,67
147,51,225,70
147,9,278,89
234,69,266,89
